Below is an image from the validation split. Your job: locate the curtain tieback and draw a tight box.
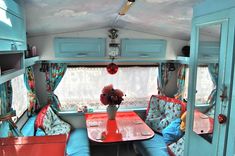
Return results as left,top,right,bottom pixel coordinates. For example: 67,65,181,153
0,110,16,122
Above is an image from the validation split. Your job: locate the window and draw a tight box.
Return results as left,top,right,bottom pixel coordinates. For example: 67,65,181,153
55,67,158,111
11,75,28,117
184,66,214,105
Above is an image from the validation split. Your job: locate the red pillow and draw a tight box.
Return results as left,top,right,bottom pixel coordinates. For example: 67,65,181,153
35,104,50,130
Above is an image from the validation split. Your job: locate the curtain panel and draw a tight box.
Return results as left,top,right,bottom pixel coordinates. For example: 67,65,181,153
24,66,39,116
175,64,187,100
0,81,22,137
157,63,173,95
206,63,219,106
45,63,67,111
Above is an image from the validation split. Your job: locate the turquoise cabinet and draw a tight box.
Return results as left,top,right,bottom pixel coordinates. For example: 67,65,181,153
54,37,106,58
0,0,23,18
0,0,26,51
120,39,166,58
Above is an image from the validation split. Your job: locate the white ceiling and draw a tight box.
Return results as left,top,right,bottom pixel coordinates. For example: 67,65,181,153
24,0,201,40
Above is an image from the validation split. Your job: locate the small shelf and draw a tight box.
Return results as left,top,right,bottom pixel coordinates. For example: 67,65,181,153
177,56,190,64
177,56,218,65
0,53,24,84
25,56,40,67
0,69,25,84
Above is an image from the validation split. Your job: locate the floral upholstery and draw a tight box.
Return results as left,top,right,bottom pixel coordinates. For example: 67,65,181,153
168,135,185,156
145,95,186,133
35,105,71,135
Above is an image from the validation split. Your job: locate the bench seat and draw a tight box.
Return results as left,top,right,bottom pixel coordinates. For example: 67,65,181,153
134,134,169,156
135,95,186,156
21,116,90,156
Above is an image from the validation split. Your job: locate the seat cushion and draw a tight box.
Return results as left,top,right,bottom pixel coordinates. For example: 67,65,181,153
134,134,169,156
21,115,37,136
67,128,90,156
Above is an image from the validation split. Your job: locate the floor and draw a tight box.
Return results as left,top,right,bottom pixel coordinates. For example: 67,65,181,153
90,142,140,156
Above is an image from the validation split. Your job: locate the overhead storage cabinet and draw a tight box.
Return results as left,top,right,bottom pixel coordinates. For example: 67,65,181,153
54,37,106,58
0,0,26,51
121,39,167,58
0,0,26,84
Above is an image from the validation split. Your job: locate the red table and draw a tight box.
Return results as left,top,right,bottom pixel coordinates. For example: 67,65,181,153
85,111,154,143
0,135,67,156
193,110,214,134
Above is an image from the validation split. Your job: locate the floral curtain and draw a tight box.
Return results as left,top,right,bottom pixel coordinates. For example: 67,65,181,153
45,63,67,111
157,63,173,95
206,63,219,105
0,81,22,137
24,66,39,116
175,64,187,100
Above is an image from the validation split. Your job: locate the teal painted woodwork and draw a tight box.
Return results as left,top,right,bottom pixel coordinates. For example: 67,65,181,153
25,56,39,68
185,3,235,156
194,0,235,18
54,37,106,58
0,0,23,18
0,0,26,52
120,39,166,58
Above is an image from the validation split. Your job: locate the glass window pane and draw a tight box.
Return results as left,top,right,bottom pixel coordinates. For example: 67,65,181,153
55,67,158,111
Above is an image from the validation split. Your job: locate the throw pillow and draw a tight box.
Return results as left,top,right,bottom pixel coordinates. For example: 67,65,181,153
162,118,183,144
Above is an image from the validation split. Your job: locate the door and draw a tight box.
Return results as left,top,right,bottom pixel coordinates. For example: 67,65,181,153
185,11,232,156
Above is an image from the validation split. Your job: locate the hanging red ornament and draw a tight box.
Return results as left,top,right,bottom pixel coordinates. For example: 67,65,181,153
106,63,118,74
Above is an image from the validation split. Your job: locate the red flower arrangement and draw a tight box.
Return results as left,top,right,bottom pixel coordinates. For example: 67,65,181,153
100,84,124,106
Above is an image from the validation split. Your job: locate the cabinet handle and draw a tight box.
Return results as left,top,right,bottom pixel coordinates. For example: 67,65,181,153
11,43,17,51
139,54,149,58
76,53,87,57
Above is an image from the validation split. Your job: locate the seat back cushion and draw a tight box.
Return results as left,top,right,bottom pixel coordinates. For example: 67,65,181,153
35,105,71,135
145,95,186,133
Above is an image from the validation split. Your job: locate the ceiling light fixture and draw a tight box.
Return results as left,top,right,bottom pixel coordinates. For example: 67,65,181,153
119,0,135,16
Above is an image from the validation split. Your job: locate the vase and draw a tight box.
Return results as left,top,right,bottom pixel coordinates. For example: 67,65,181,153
106,105,118,120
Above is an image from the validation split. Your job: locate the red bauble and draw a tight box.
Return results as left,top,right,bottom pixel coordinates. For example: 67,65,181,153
106,63,118,74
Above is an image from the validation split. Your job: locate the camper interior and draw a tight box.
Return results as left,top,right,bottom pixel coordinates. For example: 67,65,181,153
0,0,235,156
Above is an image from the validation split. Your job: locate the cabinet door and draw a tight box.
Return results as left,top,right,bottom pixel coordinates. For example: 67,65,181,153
0,8,25,41
185,16,230,156
121,39,166,58
0,0,23,18
54,38,106,58
0,40,25,52
0,6,26,51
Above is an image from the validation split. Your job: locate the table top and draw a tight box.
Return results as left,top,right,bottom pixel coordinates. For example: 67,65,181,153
193,110,214,134
85,111,154,143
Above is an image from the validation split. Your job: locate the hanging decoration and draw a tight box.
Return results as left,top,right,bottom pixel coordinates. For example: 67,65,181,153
107,28,119,75
106,57,118,75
